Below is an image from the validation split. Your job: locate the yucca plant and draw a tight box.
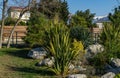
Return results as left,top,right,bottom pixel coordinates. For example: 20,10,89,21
48,23,80,77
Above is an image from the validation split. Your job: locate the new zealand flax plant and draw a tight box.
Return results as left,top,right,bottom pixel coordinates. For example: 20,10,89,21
48,23,80,77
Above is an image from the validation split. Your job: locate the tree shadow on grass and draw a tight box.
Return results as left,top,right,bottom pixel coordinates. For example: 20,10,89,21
8,66,55,76
5,49,30,59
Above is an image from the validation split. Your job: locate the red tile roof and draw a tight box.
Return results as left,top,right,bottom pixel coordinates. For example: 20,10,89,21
9,6,24,11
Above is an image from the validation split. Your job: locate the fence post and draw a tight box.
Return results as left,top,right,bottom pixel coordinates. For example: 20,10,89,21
94,33,99,43
16,32,18,46
12,35,14,45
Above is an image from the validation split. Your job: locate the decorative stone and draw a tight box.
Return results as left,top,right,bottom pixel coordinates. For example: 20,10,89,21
101,72,115,78
27,47,47,59
69,64,75,70
37,57,54,67
85,43,104,58
110,58,120,68
79,66,86,71
67,74,87,78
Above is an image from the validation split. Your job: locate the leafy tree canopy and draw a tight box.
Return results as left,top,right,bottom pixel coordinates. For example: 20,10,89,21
109,6,120,27
37,0,69,24
24,8,50,47
70,9,95,28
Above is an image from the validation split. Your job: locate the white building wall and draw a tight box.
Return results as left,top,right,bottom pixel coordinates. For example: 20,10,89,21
96,23,103,29
11,11,20,18
21,12,30,20
10,11,30,21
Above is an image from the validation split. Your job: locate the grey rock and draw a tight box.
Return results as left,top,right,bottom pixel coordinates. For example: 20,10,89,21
67,74,87,78
79,66,86,71
74,66,86,71
85,43,104,58
101,72,115,78
37,57,54,67
27,47,47,59
69,64,75,70
110,58,120,68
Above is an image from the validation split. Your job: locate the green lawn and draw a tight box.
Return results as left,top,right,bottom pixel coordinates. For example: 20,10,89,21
0,48,55,78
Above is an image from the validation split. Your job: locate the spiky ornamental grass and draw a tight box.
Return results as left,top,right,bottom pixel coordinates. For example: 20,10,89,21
100,23,120,59
48,23,80,77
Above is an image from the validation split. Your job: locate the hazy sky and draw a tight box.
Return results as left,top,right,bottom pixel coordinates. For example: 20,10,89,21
67,0,118,16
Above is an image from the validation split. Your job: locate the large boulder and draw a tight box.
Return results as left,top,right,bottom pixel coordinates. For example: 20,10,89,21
67,74,87,78
37,57,54,67
110,58,120,68
27,47,47,59
85,43,104,58
101,72,115,78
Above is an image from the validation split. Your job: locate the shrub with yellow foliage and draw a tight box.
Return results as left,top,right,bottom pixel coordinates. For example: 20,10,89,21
71,39,86,66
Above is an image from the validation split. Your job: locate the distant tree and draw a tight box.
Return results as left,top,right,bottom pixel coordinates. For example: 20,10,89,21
58,0,69,24
70,9,95,28
70,14,87,28
109,6,120,27
4,17,16,25
38,0,59,19
38,0,69,24
0,17,26,26
24,7,50,47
